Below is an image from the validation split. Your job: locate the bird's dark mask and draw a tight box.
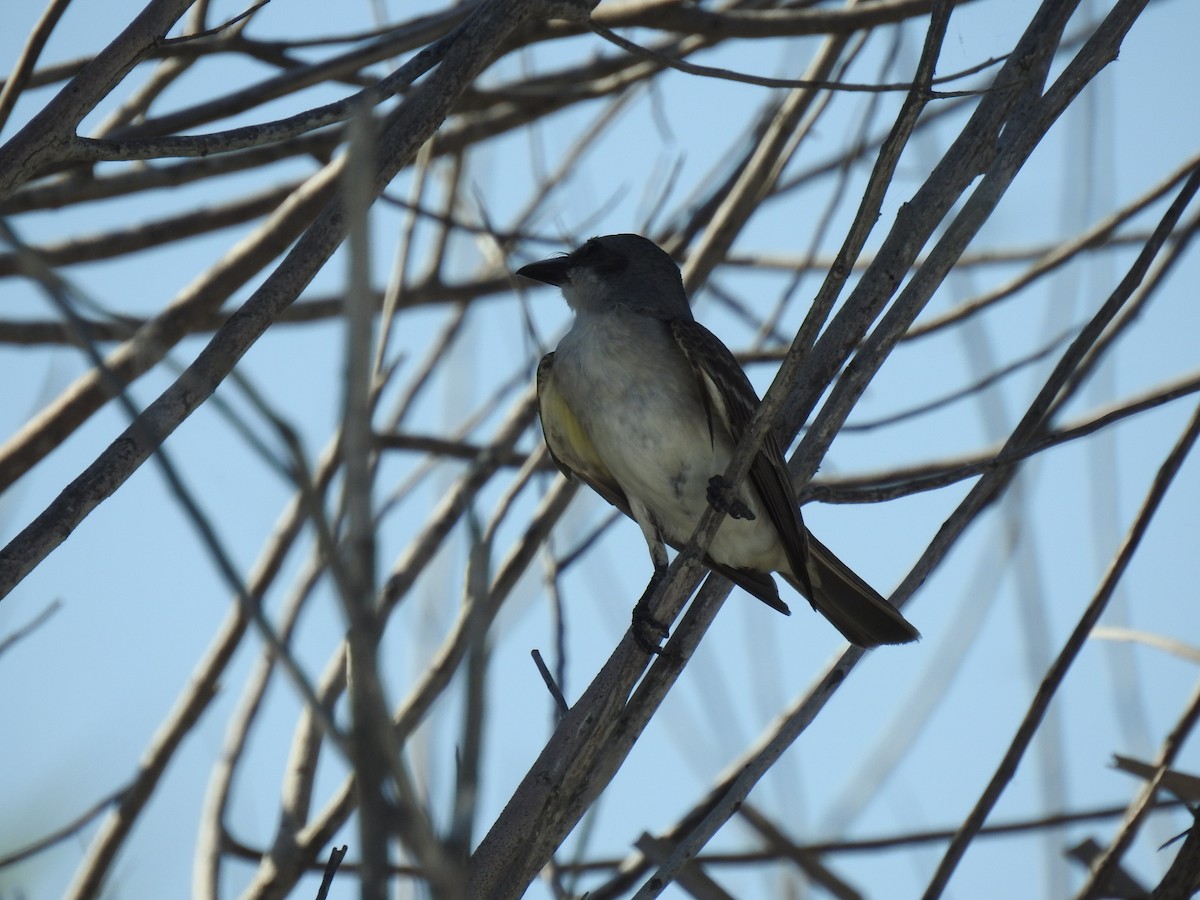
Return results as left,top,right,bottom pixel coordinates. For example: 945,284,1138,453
570,237,630,278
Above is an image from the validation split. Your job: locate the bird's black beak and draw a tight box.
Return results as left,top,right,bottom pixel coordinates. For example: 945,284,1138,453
516,256,572,287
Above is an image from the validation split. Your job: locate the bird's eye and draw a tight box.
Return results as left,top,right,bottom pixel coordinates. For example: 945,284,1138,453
580,239,627,276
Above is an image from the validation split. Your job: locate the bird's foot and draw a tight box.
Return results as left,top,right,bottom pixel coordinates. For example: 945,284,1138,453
707,475,755,520
632,603,670,655
632,567,670,654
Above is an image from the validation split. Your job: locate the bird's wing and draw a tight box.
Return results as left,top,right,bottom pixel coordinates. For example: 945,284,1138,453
537,350,790,614
668,319,814,596
668,324,919,647
536,352,631,512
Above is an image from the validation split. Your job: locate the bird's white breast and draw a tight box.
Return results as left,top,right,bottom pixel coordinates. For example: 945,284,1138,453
553,312,787,572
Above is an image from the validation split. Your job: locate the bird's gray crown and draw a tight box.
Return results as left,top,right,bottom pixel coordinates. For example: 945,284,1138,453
517,234,692,320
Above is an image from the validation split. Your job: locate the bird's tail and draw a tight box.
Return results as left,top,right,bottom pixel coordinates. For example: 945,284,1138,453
782,534,919,648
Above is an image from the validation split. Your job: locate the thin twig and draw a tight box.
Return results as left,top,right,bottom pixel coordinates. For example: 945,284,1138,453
925,399,1200,898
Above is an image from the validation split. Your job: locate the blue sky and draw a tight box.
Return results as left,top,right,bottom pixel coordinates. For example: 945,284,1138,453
2,1,1199,898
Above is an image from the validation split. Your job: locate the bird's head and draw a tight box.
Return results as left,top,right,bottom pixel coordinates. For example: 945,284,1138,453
516,234,691,320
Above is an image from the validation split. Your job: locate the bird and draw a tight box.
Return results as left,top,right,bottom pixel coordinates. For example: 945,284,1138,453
517,233,918,650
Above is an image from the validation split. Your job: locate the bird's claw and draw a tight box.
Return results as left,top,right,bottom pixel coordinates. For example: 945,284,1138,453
707,475,755,520
632,567,671,654
632,602,670,654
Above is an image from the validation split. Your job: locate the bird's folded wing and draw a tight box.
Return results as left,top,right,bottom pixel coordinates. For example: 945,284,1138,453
536,352,631,512
668,320,813,594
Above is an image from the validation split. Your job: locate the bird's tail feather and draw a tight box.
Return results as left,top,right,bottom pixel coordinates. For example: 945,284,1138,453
782,535,919,648
713,560,791,615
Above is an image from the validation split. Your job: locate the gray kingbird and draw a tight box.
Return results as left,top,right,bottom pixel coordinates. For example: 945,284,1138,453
518,234,918,649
